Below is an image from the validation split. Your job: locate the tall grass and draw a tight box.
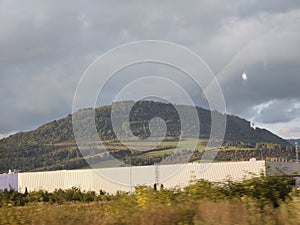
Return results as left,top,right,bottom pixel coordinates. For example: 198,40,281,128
1,198,300,225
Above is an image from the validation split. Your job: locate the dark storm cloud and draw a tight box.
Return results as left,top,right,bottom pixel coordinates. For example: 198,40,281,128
0,0,300,138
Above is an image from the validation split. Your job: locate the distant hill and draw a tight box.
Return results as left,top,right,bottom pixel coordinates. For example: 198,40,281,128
286,139,300,146
0,101,292,173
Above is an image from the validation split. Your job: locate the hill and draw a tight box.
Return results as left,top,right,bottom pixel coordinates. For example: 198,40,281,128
0,101,293,173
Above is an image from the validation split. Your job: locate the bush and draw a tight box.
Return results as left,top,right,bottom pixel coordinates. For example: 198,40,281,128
0,174,295,209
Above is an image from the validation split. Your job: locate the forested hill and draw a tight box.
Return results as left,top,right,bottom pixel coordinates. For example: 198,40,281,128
0,101,291,173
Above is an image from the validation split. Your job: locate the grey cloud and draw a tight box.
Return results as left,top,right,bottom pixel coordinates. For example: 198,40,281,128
214,8,300,125
252,99,300,124
0,0,300,138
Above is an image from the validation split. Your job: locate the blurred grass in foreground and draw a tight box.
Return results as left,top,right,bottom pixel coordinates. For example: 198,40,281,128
1,198,300,225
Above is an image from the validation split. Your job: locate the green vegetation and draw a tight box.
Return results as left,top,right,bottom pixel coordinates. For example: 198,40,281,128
0,101,292,173
0,174,299,224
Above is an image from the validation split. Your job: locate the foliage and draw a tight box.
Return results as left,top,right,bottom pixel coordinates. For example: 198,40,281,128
222,174,294,208
0,174,298,224
0,187,110,207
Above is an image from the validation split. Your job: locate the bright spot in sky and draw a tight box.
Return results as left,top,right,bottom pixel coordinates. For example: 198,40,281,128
242,72,248,80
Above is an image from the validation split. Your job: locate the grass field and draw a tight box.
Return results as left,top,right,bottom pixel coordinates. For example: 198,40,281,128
83,159,124,168
1,195,300,225
78,138,259,169
110,138,256,152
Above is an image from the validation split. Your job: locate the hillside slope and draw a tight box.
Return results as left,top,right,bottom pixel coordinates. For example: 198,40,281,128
0,101,291,173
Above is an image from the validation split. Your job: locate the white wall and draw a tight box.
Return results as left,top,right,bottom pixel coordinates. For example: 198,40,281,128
17,160,266,194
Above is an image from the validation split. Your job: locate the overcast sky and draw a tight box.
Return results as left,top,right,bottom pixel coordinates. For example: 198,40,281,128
0,0,300,139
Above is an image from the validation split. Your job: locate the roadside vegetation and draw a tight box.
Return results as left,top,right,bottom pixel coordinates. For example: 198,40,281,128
0,174,299,224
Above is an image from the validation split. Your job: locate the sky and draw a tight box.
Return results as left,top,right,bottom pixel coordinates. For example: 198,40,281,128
0,0,300,139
